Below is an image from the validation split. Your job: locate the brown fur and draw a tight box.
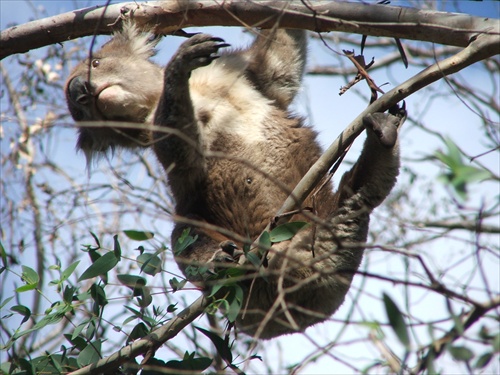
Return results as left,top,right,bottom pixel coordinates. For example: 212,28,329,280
65,23,402,339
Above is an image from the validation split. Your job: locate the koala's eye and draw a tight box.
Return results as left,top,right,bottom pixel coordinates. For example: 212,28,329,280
91,59,100,68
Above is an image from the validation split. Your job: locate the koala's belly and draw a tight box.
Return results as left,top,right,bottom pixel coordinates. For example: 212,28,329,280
202,153,290,238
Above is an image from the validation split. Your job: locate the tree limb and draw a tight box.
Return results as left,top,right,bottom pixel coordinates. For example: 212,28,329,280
1,0,498,59
274,27,498,217
416,220,500,234
416,296,500,373
69,295,209,375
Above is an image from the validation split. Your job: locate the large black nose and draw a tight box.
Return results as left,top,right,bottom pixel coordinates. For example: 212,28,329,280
67,76,91,106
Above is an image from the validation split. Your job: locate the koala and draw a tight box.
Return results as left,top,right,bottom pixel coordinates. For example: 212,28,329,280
65,22,404,339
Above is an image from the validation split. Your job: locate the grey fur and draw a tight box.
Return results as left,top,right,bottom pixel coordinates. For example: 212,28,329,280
65,23,403,339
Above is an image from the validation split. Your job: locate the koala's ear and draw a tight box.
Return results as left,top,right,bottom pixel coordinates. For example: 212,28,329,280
105,21,160,59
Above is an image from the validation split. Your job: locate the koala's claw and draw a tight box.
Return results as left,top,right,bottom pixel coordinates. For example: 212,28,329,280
174,34,230,71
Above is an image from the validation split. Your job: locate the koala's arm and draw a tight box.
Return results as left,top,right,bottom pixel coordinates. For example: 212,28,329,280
152,35,229,210
245,29,307,108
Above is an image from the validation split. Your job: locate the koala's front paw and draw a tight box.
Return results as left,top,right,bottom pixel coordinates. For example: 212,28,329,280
173,34,230,73
363,102,407,148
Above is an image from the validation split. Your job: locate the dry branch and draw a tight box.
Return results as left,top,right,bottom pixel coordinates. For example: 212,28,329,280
1,0,499,59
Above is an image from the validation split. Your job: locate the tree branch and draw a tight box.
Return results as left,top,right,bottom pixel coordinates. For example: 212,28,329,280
416,220,500,234
416,296,500,373
1,0,498,59
274,28,498,217
69,295,209,375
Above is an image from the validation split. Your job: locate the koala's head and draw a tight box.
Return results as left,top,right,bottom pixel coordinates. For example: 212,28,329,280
65,22,164,156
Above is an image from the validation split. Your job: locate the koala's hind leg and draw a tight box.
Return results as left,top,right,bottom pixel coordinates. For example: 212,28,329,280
313,105,406,289
171,220,243,281
245,29,307,108
247,106,407,336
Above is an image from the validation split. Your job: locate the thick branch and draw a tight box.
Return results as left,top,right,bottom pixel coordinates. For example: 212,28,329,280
1,0,499,59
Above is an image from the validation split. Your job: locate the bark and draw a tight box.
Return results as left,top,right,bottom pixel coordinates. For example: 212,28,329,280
1,0,498,60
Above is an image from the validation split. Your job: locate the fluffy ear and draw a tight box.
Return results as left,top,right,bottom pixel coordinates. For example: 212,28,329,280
101,21,160,59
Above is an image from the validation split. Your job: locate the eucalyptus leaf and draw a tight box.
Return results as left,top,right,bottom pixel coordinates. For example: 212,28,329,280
269,222,309,243
383,293,410,349
124,230,154,241
78,252,119,281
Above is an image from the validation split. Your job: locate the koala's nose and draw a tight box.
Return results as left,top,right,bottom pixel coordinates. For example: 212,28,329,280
67,76,91,106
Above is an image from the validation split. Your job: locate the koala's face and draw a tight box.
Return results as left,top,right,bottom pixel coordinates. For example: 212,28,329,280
65,50,163,123
64,25,164,154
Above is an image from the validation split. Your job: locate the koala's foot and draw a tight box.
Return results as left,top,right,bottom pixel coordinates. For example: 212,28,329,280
207,241,243,274
363,102,407,148
170,34,230,73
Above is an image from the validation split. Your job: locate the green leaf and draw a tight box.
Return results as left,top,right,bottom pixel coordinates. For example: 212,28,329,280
52,356,66,373
0,296,14,309
449,345,474,362
71,321,88,341
208,283,225,298
0,241,7,269
259,231,271,250
195,326,233,363
434,138,462,170
382,293,410,349
133,285,152,308
474,352,493,369
117,274,147,288
493,332,500,352
10,305,31,324
434,137,492,200
60,261,80,282
169,277,187,292
63,285,77,303
85,320,96,340
163,352,212,372
13,311,66,340
64,333,87,351
15,283,37,293
89,232,101,249
90,284,107,307
245,252,261,268
226,285,244,322
127,322,149,344
77,340,102,367
137,253,162,276
78,252,119,281
21,265,39,285
174,228,198,255
269,222,309,243
113,235,122,258
124,230,154,241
